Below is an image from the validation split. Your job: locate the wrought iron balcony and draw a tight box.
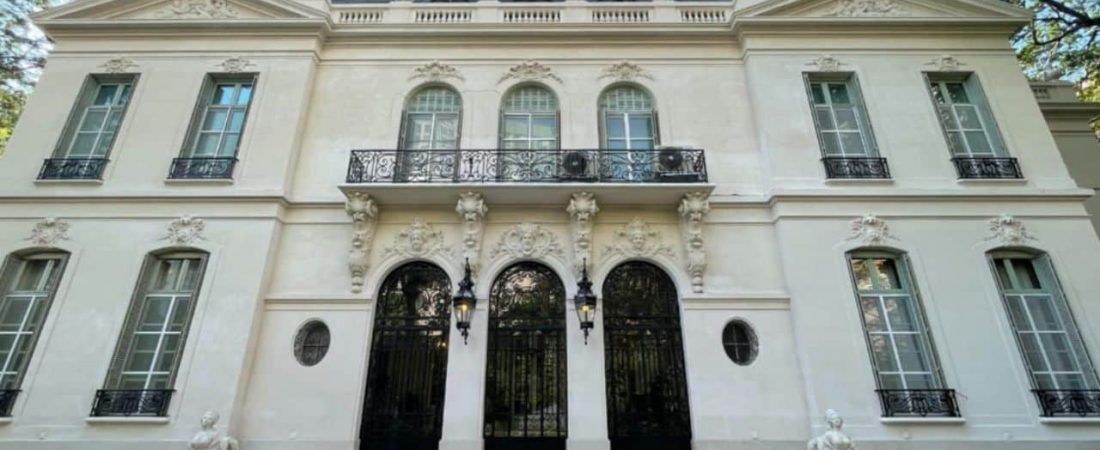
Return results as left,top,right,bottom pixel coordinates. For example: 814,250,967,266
346,148,707,184
168,157,238,180
1033,389,1100,417
876,389,961,417
951,156,1023,179
37,158,108,180
90,389,174,417
0,389,19,417
821,157,891,179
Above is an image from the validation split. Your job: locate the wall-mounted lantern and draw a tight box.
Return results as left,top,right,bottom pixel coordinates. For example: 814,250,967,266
574,259,598,345
453,259,477,345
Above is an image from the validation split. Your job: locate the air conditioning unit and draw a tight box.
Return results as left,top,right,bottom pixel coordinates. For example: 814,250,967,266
561,151,589,178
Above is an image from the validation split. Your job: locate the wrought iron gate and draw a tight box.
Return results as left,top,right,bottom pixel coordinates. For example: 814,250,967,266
602,262,692,450
484,263,568,450
361,262,452,450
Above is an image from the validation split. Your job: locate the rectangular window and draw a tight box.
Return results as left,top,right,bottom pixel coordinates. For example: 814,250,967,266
0,254,67,391
183,75,256,158
848,253,944,390
991,255,1098,391
926,73,1007,157
55,75,136,159
805,74,877,157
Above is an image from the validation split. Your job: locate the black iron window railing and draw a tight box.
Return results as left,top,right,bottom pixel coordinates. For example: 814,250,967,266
168,157,238,180
0,390,19,417
876,389,961,417
90,389,174,417
951,156,1023,179
821,157,890,179
346,148,707,184
1033,390,1100,417
38,158,109,180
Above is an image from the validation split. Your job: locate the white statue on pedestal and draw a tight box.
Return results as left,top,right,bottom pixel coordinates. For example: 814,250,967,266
190,411,238,450
808,409,854,450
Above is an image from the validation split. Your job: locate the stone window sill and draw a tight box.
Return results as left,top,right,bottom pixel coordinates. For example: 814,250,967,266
824,178,895,186
880,417,966,425
955,178,1028,186
0,418,11,425
85,416,170,425
1039,417,1100,425
164,178,235,186
34,179,104,186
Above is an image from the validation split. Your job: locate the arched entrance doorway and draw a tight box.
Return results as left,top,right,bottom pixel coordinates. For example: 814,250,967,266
483,262,568,450
361,262,452,450
602,261,692,450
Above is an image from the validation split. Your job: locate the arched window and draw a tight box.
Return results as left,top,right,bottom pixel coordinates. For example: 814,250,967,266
401,86,462,150
362,262,451,448
599,85,657,150
0,251,68,402
501,85,559,150
989,250,1099,409
293,320,330,367
484,262,567,446
602,261,691,450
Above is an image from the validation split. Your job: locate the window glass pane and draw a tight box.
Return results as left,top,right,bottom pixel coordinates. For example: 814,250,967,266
607,140,628,150
70,134,97,156
904,374,935,389
1034,373,1057,390
147,374,170,389
630,139,654,150
839,133,866,155
202,110,228,132
1026,296,1061,331
810,83,826,105
213,85,236,105
1040,333,1079,372
94,85,119,106
124,334,159,371
236,84,253,106
879,373,904,389
860,297,885,331
219,134,240,156
531,117,556,140
884,297,916,331
228,110,246,132
0,298,30,332
599,86,652,112
1019,332,1049,371
814,107,835,131
1056,374,1088,390
928,82,945,104
833,107,859,131
503,117,529,140
408,87,461,113
937,106,958,130
606,116,625,139
895,334,931,372
869,334,897,371
154,334,181,372
873,258,900,290
504,86,557,113
180,261,203,290
149,260,183,292
405,114,434,149
1012,259,1041,289
946,83,969,103
138,297,172,332
945,132,967,154
964,131,992,154
1006,296,1031,330
851,259,872,290
954,106,982,129
828,83,850,104
194,134,220,157
14,260,50,291
628,115,653,140
80,110,108,132
820,133,841,155
434,117,459,145
93,133,116,157
117,85,133,105
168,298,192,332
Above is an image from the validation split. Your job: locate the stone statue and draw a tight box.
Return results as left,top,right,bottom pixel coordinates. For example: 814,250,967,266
190,411,238,450
808,409,854,450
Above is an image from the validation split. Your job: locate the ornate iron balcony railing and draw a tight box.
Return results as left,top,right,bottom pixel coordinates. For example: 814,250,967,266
0,390,19,417
951,156,1023,179
821,157,891,179
168,157,238,179
38,158,108,180
876,389,961,417
90,389,174,417
1033,389,1100,417
346,148,707,184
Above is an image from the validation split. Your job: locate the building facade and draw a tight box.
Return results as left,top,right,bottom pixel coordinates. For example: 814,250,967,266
1,0,1100,449
1032,81,1100,238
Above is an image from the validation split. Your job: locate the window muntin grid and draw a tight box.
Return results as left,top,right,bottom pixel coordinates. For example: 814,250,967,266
0,254,65,390
992,255,1099,390
404,87,461,150
63,80,133,158
108,255,205,391
927,76,1003,157
501,86,559,150
849,254,944,390
188,79,254,158
806,76,876,157
600,86,656,151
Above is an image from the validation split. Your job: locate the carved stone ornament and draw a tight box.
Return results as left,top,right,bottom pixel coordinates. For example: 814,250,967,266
832,0,908,17
499,60,563,85
409,60,465,82
599,61,654,82
986,214,1036,246
218,57,254,73
189,410,239,450
456,192,488,272
808,55,845,72
602,218,674,262
159,0,239,19
925,55,966,72
807,409,855,450
567,192,600,275
489,223,564,261
99,57,137,74
26,217,70,247
346,192,379,294
679,192,709,293
163,216,206,246
847,214,898,245
383,218,452,260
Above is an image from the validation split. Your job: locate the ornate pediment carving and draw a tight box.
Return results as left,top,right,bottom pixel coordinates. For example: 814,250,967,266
847,215,898,246
26,217,70,247
218,56,255,73
410,60,465,82
383,218,452,259
807,55,845,72
158,0,239,19
163,216,207,245
986,214,1036,246
831,0,909,17
602,218,674,261
499,60,563,85
99,57,138,74
489,223,564,260
599,61,653,82
925,55,967,71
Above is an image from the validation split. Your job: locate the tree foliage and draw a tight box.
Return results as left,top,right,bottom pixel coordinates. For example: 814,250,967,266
1006,0,1100,102
0,0,51,154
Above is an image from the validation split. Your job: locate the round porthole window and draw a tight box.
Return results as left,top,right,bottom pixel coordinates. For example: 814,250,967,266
294,320,330,367
722,320,757,366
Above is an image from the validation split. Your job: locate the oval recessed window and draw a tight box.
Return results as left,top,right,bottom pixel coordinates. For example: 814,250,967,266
722,320,757,366
294,320,330,367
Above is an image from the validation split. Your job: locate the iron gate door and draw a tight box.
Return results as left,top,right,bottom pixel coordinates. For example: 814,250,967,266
484,262,567,450
602,262,692,450
361,262,452,450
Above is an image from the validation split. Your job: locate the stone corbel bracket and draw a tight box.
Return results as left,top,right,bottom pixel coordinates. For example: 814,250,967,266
567,192,599,276
678,192,710,293
456,192,488,272
346,192,379,294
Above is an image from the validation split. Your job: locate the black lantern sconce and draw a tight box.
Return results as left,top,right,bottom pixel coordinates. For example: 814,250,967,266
574,259,598,344
453,259,477,345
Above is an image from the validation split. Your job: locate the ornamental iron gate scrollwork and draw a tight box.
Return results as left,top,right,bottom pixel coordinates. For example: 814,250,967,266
484,262,568,450
602,262,692,450
361,262,452,450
